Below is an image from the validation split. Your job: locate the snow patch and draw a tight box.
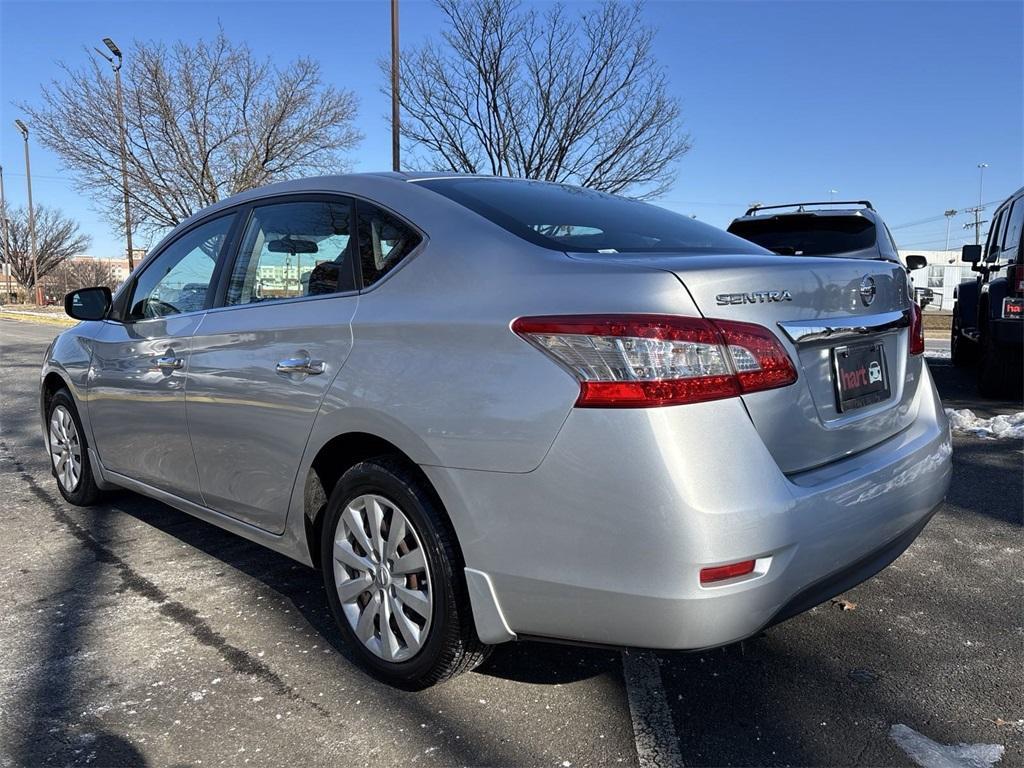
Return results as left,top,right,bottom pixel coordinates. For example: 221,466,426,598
926,349,952,360
945,409,1024,439
890,724,1004,768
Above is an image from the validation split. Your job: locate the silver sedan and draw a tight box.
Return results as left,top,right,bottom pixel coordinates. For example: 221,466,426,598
42,173,952,688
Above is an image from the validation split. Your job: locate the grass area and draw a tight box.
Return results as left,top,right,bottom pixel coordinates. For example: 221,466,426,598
0,309,78,328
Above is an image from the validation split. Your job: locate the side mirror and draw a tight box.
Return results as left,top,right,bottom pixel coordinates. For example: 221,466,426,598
961,244,982,263
65,286,112,321
905,254,927,271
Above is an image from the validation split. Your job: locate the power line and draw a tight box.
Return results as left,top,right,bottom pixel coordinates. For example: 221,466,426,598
890,199,1002,230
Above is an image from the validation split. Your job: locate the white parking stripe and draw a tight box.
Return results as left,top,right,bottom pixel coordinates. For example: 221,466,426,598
622,650,684,768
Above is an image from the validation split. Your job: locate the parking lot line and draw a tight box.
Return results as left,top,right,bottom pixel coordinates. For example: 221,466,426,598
622,650,684,768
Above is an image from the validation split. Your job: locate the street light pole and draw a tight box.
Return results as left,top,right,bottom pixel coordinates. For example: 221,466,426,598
0,164,9,301
14,120,39,305
390,0,400,172
943,209,957,258
97,38,135,272
977,162,989,211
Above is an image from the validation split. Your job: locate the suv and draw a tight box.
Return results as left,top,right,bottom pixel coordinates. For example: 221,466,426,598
951,186,1024,396
727,200,929,273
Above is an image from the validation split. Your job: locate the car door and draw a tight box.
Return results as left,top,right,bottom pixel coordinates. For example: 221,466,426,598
186,197,360,533
88,213,237,501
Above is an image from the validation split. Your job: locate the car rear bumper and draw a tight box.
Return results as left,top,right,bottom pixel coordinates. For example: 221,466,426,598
424,362,952,649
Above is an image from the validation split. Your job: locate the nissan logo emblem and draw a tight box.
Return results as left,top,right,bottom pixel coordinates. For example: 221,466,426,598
859,275,876,307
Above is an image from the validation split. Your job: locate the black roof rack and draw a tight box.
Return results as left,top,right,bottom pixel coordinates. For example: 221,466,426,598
744,200,875,217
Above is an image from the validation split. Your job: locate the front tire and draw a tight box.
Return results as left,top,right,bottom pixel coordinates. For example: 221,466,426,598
46,389,101,506
950,305,971,367
320,456,490,689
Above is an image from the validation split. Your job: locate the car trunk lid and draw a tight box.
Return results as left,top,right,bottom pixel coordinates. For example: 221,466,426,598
567,252,920,473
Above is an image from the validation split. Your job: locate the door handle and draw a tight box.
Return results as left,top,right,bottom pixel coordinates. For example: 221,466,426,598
155,355,184,370
275,357,326,376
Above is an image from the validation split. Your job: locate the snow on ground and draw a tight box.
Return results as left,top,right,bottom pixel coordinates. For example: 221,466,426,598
926,349,952,360
946,409,1024,439
889,724,1005,768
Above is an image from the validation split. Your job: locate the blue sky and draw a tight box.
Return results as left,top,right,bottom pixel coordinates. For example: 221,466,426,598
1,0,1021,258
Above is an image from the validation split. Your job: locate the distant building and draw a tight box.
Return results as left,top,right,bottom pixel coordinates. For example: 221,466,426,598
899,249,976,313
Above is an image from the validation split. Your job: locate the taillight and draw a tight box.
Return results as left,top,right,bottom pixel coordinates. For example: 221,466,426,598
511,314,797,408
700,559,756,585
1008,264,1024,296
908,303,925,356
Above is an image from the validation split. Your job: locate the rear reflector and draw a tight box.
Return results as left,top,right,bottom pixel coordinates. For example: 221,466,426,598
908,303,925,356
511,314,797,408
700,560,756,584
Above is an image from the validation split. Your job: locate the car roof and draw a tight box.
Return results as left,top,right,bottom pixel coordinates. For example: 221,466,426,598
730,207,881,225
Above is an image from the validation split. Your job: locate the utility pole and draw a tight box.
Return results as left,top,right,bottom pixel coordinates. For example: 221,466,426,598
96,38,135,272
963,206,987,246
390,0,401,172
943,209,958,258
14,119,39,305
0,164,9,302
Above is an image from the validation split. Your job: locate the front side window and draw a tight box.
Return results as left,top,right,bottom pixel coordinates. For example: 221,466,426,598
128,215,235,320
356,201,421,287
227,200,356,305
986,210,1006,260
416,177,764,254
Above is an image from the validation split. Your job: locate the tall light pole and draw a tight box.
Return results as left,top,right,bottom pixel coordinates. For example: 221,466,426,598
96,37,135,272
0,164,9,301
829,189,838,203
943,208,958,259
977,162,989,211
14,119,39,304
390,0,400,172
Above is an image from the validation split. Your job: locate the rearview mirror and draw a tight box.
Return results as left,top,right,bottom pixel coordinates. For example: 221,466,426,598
961,244,982,264
905,254,927,271
267,237,318,254
65,286,112,321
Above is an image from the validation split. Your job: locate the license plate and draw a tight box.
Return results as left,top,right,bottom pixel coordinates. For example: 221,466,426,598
833,342,890,413
1003,297,1024,319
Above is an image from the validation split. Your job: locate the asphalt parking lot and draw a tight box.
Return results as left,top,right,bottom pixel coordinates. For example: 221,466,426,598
1,317,1021,768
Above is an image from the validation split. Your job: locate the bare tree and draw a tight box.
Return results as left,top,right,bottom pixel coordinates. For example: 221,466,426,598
3,205,91,290
53,257,117,292
24,31,362,236
393,0,690,198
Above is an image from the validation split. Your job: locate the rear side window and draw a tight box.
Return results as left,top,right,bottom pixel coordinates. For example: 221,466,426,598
1001,199,1023,258
728,215,876,256
415,177,764,254
357,201,422,287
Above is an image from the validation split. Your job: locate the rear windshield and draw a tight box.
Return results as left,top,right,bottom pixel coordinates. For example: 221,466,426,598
415,177,766,254
728,214,876,256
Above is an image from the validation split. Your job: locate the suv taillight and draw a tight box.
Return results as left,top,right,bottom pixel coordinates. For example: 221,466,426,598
908,303,925,356
1008,264,1024,296
512,314,798,408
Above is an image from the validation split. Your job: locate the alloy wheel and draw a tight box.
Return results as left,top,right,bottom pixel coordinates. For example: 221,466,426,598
49,405,82,492
332,493,433,662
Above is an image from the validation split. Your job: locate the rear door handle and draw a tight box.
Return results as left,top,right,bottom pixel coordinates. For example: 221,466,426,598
155,355,184,370
276,357,326,376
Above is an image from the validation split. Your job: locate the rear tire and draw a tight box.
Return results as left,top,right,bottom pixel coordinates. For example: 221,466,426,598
320,456,490,689
46,389,101,506
977,332,1019,398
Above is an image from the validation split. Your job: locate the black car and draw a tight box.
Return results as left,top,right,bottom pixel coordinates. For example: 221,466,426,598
727,200,929,272
951,186,1024,397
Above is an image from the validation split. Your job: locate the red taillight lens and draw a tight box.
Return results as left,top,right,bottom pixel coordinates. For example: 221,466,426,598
511,314,797,408
1008,265,1024,295
700,559,756,584
908,303,925,356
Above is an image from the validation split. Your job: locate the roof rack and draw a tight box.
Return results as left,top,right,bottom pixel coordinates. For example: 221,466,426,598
744,200,875,217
